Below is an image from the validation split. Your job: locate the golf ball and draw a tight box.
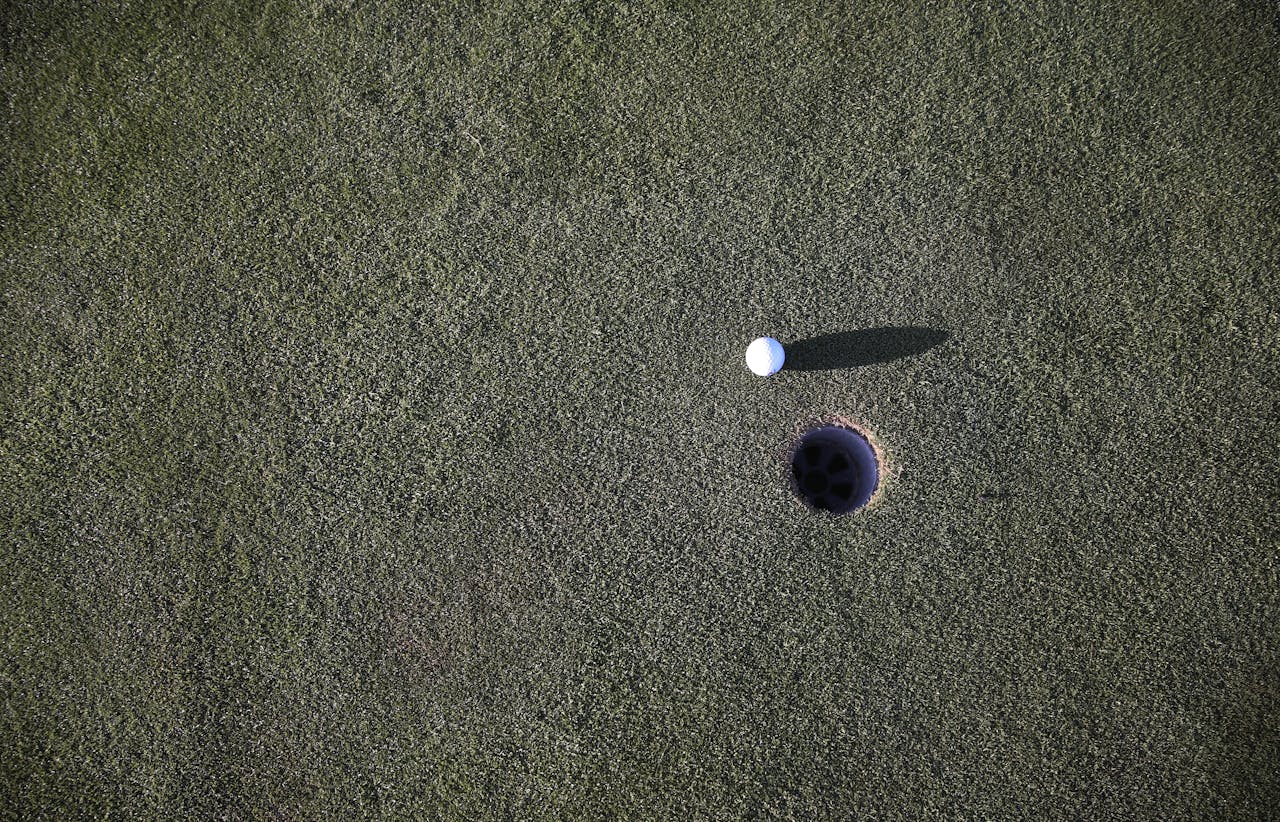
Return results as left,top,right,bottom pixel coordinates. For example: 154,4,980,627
746,337,785,376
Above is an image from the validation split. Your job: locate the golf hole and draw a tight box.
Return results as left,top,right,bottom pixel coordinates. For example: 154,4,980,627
791,425,879,514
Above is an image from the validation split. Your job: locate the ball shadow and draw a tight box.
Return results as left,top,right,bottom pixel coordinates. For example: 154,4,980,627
784,327,950,371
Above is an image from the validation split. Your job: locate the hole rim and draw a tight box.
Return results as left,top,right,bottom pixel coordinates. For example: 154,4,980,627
789,423,881,514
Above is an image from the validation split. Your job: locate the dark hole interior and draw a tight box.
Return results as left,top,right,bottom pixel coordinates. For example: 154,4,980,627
791,426,878,514
803,471,828,493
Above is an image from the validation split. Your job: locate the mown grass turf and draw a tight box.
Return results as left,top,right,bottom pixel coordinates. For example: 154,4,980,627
3,1,1279,817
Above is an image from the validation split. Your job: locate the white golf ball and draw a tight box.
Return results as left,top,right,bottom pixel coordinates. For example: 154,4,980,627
746,337,785,376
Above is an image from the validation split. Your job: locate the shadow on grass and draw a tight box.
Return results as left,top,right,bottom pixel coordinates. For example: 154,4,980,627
784,327,950,371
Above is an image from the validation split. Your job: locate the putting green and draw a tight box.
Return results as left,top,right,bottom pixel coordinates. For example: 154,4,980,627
3,1,1277,817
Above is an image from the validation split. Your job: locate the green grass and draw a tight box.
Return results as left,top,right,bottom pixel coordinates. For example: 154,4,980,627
3,0,1278,817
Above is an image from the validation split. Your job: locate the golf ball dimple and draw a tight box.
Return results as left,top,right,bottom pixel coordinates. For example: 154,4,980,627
746,337,785,376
